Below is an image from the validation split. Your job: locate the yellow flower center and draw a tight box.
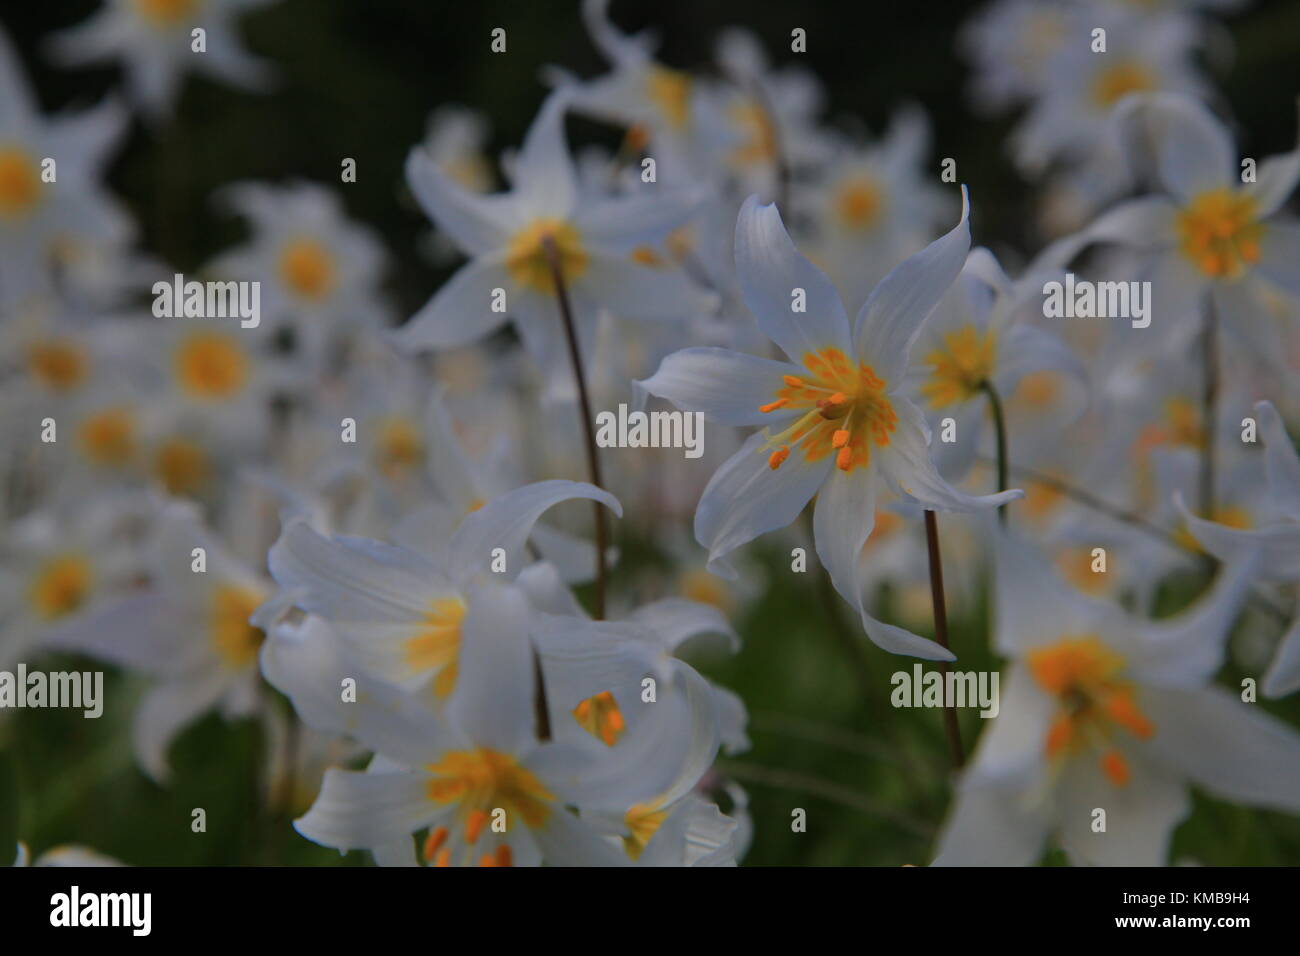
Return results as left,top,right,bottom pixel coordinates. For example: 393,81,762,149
153,437,210,496
404,598,466,699
920,325,998,408
646,66,692,130
0,146,42,220
679,567,735,613
623,800,671,860
573,690,626,747
30,555,92,619
1028,635,1154,787
1055,547,1112,596
28,339,88,392
729,101,778,167
1012,370,1059,409
374,417,424,479
78,407,137,466
278,237,337,302
1090,60,1156,108
1176,188,1263,279
132,0,199,27
760,347,897,473
834,177,884,230
175,331,249,399
505,218,588,294
211,585,265,669
425,749,554,843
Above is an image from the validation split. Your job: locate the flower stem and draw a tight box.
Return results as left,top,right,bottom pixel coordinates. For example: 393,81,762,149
923,510,965,770
1200,294,1219,518
542,236,609,620
980,380,1010,524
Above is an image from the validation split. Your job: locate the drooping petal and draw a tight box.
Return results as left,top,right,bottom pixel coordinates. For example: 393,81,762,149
638,347,803,427
733,194,852,364
1263,614,1300,699
853,186,972,384
1123,93,1235,202
694,430,832,579
295,767,442,852
625,597,739,653
132,672,232,783
391,254,512,353
1036,196,1179,267
405,149,519,256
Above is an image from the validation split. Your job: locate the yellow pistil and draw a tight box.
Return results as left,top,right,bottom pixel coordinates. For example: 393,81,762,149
1090,60,1156,108
153,437,211,496
759,347,897,474
572,690,626,747
28,339,88,392
1176,188,1263,279
920,325,998,408
174,331,248,400
646,66,692,130
30,555,92,620
403,598,466,698
505,218,588,294
78,407,137,466
210,585,265,669
834,176,884,230
623,800,672,860
0,146,42,220
1027,635,1155,787
374,417,425,479
278,237,337,302
425,748,554,835
132,0,199,28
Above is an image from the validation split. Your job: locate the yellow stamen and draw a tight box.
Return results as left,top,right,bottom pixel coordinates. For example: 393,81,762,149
1176,188,1263,280
505,219,588,293
465,809,489,845
278,237,337,301
1101,749,1131,787
768,446,790,470
422,826,448,862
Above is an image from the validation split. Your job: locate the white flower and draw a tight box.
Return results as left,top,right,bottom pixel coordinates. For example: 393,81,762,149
393,90,714,375
933,528,1298,866
640,189,1020,659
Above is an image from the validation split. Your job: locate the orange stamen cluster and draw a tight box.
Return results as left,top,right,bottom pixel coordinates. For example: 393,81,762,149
1176,188,1263,279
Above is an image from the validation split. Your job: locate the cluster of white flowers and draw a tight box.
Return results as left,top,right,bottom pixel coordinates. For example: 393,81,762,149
2,0,1299,867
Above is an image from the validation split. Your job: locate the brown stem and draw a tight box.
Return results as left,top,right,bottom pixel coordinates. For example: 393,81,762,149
542,236,608,620
923,510,965,770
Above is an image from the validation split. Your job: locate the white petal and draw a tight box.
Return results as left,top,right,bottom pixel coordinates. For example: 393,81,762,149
1037,196,1178,267
1256,219,1300,296
734,195,852,364
1263,614,1300,699
578,255,716,320
132,672,231,783
295,767,440,852
391,254,512,353
576,190,705,255
854,186,971,383
1258,401,1300,520
932,774,1049,866
447,580,536,754
1056,752,1190,866
625,597,739,653
1130,93,1235,202
514,91,578,216
405,149,518,256
638,347,803,426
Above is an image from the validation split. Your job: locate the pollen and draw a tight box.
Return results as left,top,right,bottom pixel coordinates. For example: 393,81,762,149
1090,60,1156,108
27,339,88,392
30,555,92,620
78,407,137,466
374,416,425,479
0,146,42,220
920,325,998,408
404,598,466,699
278,237,337,302
211,585,266,669
761,347,897,474
573,690,626,746
1176,188,1263,280
1028,635,1156,786
425,748,554,834
505,218,588,294
153,437,211,496
759,398,789,413
834,176,884,230
175,331,249,400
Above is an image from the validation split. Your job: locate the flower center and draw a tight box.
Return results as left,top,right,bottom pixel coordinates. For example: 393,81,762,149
278,237,337,301
1090,60,1156,108
760,347,897,473
132,0,199,27
154,437,211,496
920,325,998,408
505,218,588,294
30,555,92,620
28,339,88,392
425,748,554,850
404,598,466,699
834,177,884,230
646,66,692,130
573,690,626,746
175,331,249,399
78,407,137,466
0,146,42,220
1027,635,1154,787
1176,188,1263,279
374,417,424,479
211,585,265,668
729,101,778,166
